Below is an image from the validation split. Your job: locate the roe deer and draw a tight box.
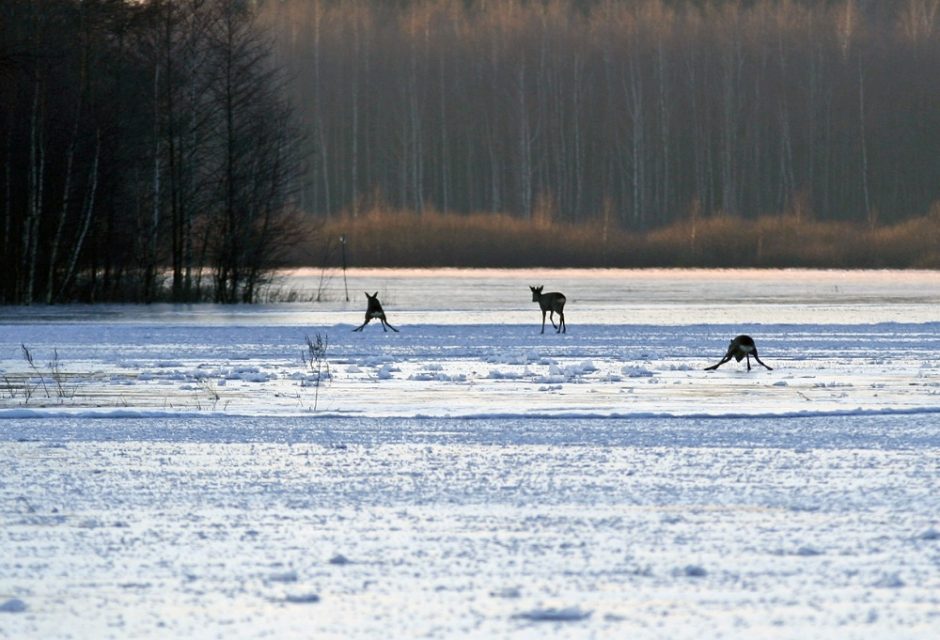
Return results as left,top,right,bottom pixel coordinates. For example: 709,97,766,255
705,335,772,371
530,285,566,334
353,292,399,332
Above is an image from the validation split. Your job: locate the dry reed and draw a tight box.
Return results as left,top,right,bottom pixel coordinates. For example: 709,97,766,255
291,206,940,270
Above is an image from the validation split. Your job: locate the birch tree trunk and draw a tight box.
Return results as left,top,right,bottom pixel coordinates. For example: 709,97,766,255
719,34,741,216
24,72,45,305
46,92,82,304
146,64,161,303
2,123,11,298
625,52,645,227
857,52,872,225
516,62,532,220
58,131,99,301
656,35,670,224
351,12,360,218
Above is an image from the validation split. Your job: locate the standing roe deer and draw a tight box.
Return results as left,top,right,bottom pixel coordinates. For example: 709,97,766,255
530,285,566,334
704,335,772,371
353,292,399,332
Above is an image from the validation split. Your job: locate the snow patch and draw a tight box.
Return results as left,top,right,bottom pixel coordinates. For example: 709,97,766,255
376,364,397,379
284,593,321,604
676,565,707,578
872,573,905,589
0,599,27,613
268,571,299,583
794,546,824,557
513,606,592,622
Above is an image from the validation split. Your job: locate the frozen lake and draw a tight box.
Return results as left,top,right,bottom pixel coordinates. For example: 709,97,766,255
1,269,939,638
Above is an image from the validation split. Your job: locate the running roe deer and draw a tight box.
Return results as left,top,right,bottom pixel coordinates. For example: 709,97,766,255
705,335,772,371
530,285,566,334
353,292,399,332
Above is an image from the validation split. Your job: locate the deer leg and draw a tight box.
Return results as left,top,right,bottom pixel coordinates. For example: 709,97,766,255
745,354,752,371
548,310,558,329
541,310,547,334
382,318,399,333
752,349,773,370
704,353,733,371
558,311,565,333
353,317,372,332
374,314,387,332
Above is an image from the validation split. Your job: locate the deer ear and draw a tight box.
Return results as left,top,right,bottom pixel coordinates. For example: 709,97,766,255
373,291,379,298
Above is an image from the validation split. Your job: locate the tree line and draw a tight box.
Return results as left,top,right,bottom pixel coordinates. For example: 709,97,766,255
3,1,940,305
263,0,940,230
1,0,302,304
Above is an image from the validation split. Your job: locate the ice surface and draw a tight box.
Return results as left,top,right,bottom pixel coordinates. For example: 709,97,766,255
1,269,939,639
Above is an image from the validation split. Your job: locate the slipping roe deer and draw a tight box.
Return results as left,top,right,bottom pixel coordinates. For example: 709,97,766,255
705,335,772,371
530,285,566,334
353,292,399,332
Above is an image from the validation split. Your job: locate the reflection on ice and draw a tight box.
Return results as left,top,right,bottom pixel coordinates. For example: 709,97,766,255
1,268,939,325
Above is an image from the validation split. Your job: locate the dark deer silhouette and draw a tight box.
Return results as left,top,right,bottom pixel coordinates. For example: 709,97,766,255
705,335,772,371
353,292,398,332
530,285,566,334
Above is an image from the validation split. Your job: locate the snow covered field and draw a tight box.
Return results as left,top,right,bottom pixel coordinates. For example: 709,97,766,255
2,269,939,638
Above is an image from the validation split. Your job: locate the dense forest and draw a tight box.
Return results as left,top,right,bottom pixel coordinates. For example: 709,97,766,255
0,0,302,303
2,1,940,302
266,0,940,227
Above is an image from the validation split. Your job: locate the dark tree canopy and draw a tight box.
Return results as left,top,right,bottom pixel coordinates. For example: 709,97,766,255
0,0,302,304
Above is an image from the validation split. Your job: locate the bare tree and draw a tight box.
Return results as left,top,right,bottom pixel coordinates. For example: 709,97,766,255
205,0,302,303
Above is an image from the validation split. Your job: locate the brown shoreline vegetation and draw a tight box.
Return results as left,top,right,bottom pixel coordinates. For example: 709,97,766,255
302,204,940,270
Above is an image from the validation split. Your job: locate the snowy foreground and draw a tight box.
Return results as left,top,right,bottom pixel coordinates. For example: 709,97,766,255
1,269,939,639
